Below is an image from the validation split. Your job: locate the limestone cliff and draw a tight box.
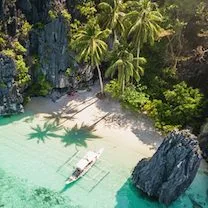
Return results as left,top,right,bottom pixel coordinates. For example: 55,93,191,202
132,130,202,205
0,54,24,115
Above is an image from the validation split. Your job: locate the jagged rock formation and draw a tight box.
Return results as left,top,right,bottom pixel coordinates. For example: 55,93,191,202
198,121,208,162
17,0,51,24
30,17,71,89
132,130,202,205
29,16,93,101
0,0,95,111
0,54,24,115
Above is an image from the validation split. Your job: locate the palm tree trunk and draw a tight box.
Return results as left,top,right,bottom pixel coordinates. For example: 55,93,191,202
137,40,141,66
114,30,117,43
96,64,104,94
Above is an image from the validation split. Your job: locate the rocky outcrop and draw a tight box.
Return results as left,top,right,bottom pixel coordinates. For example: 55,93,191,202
17,0,51,24
0,54,24,115
30,17,71,89
29,16,94,99
198,121,208,162
132,130,202,205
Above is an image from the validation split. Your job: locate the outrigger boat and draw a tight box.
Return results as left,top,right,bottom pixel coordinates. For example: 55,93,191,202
65,148,104,184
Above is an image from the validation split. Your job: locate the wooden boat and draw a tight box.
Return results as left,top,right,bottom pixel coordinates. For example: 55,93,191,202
65,148,104,184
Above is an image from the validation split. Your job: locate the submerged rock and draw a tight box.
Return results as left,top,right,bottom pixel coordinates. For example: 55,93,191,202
132,130,202,205
0,54,24,115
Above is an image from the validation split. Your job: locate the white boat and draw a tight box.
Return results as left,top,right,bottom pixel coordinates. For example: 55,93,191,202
65,148,104,184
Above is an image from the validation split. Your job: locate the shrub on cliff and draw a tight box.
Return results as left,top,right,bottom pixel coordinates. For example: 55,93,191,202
28,74,52,97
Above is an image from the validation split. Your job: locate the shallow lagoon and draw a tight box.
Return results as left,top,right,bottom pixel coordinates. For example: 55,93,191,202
0,113,207,208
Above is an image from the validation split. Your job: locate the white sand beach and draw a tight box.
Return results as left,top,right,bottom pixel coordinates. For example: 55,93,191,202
0,82,165,207
1,82,207,208
26,82,163,156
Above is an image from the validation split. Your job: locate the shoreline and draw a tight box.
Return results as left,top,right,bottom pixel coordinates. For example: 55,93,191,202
0,83,207,208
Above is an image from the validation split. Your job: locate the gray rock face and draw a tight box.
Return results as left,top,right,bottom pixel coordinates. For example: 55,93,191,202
32,17,71,89
198,121,208,162
0,55,24,115
17,0,51,24
30,17,94,92
132,130,202,205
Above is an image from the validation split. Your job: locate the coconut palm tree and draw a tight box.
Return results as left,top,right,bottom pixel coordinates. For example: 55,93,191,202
105,45,146,93
98,0,125,42
124,0,163,65
72,20,110,95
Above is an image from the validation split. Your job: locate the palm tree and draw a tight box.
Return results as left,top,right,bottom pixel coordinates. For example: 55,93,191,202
105,44,146,93
72,20,110,95
98,0,125,42
124,0,163,65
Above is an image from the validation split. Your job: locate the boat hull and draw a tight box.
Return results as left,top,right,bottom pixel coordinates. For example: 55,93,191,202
65,148,104,185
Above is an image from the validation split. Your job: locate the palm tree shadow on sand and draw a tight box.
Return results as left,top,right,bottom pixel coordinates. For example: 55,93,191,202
44,111,75,126
60,123,101,148
27,122,63,143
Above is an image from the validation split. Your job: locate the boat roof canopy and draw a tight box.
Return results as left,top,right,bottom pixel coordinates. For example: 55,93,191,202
85,151,97,161
76,159,89,171
76,151,97,170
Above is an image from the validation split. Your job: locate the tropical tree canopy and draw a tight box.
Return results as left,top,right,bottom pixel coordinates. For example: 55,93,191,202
105,44,146,93
124,0,163,64
71,19,111,94
71,20,110,66
98,0,125,39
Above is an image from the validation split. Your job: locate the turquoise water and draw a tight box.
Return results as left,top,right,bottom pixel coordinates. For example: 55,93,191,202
0,113,207,208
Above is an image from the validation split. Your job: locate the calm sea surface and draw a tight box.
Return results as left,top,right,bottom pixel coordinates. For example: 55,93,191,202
0,114,207,208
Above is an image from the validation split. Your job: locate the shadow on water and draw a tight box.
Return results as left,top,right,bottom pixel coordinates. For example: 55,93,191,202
115,179,163,208
60,182,76,193
60,123,101,147
0,112,34,126
116,171,208,208
27,122,63,143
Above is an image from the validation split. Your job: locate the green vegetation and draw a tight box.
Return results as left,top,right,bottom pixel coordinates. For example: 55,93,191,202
28,74,52,97
68,0,208,133
61,9,72,23
0,81,7,88
143,82,204,132
2,47,30,86
0,37,6,49
124,0,163,65
48,10,58,20
98,0,125,42
105,80,150,110
71,18,110,94
0,0,207,134
33,22,45,30
20,21,32,38
77,1,97,20
105,44,146,93
13,41,27,54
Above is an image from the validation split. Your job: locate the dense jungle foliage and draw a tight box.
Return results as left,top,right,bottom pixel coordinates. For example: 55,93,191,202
0,0,208,134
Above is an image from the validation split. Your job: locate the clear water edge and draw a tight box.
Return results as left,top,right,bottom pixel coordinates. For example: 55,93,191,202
0,113,207,208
